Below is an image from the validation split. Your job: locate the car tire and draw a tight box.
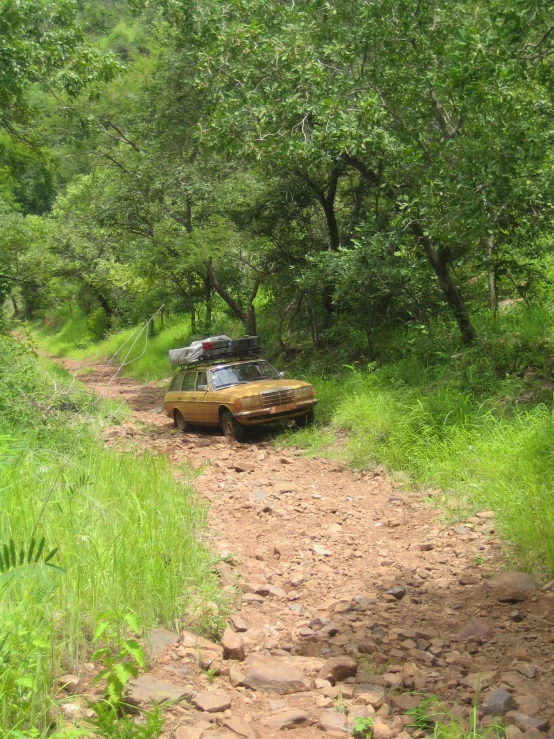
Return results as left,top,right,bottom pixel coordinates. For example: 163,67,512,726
174,409,192,433
221,411,246,442
295,409,315,428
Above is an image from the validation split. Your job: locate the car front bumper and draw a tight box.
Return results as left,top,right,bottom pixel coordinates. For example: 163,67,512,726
234,398,317,425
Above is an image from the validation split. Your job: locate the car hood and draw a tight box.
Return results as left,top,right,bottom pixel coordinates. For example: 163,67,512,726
214,378,311,399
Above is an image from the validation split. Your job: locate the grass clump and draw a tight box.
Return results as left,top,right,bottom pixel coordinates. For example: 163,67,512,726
406,698,503,739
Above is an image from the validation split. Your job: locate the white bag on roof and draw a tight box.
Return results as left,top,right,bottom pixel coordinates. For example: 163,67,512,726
168,335,232,365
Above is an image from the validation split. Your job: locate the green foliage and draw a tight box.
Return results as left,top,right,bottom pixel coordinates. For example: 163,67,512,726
92,702,164,739
87,307,110,342
352,716,374,739
405,698,503,739
0,0,119,133
0,332,115,436
0,332,225,735
0,606,55,733
0,537,65,586
91,610,144,706
406,697,443,733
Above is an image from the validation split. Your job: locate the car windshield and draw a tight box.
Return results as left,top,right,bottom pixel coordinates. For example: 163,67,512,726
210,361,280,390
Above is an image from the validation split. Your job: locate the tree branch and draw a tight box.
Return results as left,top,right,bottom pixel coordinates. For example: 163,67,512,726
98,152,130,174
345,157,381,185
98,116,143,152
206,260,246,321
430,91,463,139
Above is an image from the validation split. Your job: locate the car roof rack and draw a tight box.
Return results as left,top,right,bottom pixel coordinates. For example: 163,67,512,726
177,346,263,371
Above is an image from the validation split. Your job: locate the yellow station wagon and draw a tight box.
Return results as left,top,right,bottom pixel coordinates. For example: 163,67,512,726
164,358,317,442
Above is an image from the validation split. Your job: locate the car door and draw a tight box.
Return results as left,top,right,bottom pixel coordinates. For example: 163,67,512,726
178,371,196,421
190,370,212,424
166,372,185,416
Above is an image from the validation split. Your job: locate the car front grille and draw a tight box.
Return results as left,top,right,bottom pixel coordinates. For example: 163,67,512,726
261,388,295,408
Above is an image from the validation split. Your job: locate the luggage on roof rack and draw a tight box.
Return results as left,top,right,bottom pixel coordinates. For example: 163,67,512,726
233,336,261,353
168,335,262,366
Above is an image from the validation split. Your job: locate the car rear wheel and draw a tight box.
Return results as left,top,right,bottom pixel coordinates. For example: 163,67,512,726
174,409,192,433
295,409,315,428
221,411,246,442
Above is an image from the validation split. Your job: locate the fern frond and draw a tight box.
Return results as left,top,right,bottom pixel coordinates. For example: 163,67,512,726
0,538,65,585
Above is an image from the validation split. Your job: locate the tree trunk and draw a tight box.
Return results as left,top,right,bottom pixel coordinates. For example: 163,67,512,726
184,194,193,234
204,271,212,332
487,234,497,314
321,285,334,329
95,292,113,324
410,221,476,345
206,259,258,334
301,167,342,251
206,260,247,322
278,291,304,350
245,277,260,335
11,295,18,316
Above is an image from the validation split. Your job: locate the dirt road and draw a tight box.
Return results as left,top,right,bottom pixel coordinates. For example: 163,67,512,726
64,359,554,739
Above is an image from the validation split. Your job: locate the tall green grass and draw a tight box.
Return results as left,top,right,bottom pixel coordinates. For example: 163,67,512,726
1,433,223,649
0,336,224,735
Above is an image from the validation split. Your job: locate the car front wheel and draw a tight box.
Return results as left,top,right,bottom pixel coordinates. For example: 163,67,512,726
295,409,315,428
221,411,246,442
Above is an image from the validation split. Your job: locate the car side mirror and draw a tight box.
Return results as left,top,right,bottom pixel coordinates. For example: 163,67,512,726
279,371,286,379
197,384,208,392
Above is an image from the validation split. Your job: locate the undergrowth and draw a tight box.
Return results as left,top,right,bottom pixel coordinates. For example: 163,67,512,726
0,333,225,735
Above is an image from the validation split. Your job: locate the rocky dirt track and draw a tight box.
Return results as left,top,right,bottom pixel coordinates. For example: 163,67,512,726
62,360,554,739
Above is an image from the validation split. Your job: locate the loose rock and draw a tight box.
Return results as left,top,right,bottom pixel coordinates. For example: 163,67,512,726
318,656,358,685
506,712,550,732
223,716,254,738
318,710,349,733
266,709,312,730
461,671,499,690
192,688,233,713
127,675,193,706
482,688,517,716
221,628,246,661
243,658,311,695
388,585,406,600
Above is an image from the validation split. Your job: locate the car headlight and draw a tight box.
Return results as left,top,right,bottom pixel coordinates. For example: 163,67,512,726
234,395,262,411
295,386,315,400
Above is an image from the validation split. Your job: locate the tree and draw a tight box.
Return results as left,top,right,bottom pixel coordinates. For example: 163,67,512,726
150,0,554,344
0,0,119,140
0,205,53,317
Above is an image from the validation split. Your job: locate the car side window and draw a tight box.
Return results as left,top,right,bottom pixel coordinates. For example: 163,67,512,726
170,373,184,391
196,371,208,390
183,372,196,391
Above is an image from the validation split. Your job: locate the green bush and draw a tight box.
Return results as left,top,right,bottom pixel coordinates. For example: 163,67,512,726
87,307,110,341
